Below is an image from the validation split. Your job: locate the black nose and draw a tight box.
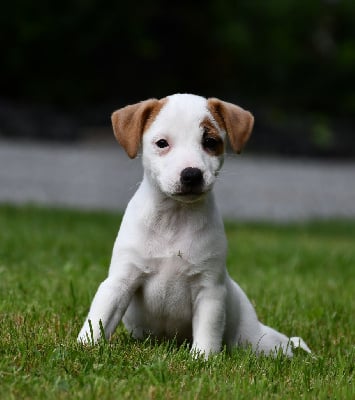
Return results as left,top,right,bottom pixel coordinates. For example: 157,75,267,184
180,167,203,187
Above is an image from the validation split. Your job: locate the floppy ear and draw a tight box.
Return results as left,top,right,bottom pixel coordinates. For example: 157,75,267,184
207,98,254,153
111,98,161,158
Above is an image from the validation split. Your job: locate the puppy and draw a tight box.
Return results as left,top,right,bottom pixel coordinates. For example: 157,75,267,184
78,93,311,357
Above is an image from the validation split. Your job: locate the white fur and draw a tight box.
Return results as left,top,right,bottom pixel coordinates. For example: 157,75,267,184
78,94,311,358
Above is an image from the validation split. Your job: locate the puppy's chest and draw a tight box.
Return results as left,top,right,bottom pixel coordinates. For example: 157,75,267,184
143,223,210,267
131,217,225,315
141,256,194,317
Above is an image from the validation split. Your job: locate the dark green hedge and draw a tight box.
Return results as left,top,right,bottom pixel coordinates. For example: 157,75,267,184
1,0,354,112
1,1,354,155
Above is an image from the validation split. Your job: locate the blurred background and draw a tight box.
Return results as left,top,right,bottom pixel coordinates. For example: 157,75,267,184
1,0,355,156
1,0,355,219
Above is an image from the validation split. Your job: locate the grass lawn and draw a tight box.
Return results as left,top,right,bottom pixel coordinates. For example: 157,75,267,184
0,205,354,399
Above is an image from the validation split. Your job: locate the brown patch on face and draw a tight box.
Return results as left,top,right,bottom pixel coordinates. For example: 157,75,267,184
144,97,167,132
111,98,167,158
207,98,254,154
200,117,225,156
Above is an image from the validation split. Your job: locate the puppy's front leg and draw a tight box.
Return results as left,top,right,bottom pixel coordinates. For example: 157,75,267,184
77,266,142,344
191,284,226,358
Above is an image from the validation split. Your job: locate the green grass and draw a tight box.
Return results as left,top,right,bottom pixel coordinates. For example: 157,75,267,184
0,205,354,399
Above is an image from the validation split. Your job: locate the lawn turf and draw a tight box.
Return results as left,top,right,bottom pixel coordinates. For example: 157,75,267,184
0,205,354,399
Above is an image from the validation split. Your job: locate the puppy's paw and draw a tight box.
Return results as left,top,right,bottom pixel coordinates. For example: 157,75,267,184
190,346,207,360
190,342,219,360
289,336,312,354
77,319,105,345
77,332,94,345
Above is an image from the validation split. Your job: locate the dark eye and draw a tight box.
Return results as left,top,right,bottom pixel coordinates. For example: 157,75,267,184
203,137,219,151
156,139,169,148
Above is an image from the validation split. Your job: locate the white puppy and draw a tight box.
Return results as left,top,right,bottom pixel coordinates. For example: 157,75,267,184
78,93,311,358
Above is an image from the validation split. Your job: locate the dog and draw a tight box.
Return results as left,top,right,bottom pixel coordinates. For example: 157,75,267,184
77,93,311,358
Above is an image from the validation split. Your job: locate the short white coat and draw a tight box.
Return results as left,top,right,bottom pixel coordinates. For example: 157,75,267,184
78,94,311,358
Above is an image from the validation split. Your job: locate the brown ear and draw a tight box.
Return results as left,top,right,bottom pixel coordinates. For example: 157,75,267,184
207,98,254,153
111,98,161,158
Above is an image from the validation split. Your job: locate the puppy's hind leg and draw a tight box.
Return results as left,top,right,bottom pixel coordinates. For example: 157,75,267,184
226,279,311,357
256,324,311,357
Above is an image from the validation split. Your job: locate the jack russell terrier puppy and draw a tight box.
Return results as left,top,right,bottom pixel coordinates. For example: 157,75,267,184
78,93,311,358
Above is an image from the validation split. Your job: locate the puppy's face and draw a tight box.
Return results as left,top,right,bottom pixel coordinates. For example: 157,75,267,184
142,95,225,203
111,93,254,203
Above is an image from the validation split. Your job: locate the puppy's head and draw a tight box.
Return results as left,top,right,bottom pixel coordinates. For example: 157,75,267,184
112,94,254,203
